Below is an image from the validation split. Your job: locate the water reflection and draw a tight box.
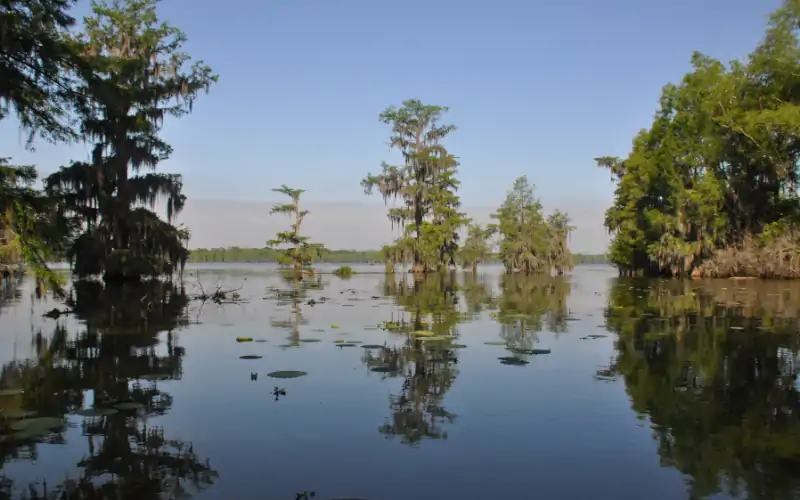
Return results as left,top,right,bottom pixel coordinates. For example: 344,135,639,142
369,274,464,446
267,273,325,347
603,278,800,500
0,280,217,499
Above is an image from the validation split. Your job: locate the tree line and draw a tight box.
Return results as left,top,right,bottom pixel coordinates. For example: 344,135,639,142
597,0,800,279
266,101,580,276
1,0,215,288
187,246,608,266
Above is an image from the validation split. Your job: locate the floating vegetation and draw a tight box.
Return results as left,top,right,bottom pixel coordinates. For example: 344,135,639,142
509,348,551,355
239,355,263,360
336,343,357,347
331,324,341,329
347,340,363,344
419,336,449,342
484,341,507,346
499,357,529,366
9,417,63,431
267,370,308,379
411,330,436,337
0,410,38,420
587,334,607,339
114,402,146,411
333,339,346,343
299,338,322,343
255,339,268,343
0,389,24,397
236,337,253,343
75,407,119,417
369,365,396,373
361,344,385,349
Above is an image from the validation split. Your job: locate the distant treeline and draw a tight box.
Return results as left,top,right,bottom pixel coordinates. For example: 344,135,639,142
187,247,608,265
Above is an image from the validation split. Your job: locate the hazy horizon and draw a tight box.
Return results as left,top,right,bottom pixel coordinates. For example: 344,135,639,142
174,197,611,254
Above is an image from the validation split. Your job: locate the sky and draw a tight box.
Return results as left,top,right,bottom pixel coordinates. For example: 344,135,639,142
0,0,785,253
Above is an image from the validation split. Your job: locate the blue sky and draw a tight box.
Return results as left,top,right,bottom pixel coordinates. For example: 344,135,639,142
0,0,784,209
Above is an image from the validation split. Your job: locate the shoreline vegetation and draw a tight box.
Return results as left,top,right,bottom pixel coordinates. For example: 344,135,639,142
2,0,800,284
186,247,609,266
596,1,800,280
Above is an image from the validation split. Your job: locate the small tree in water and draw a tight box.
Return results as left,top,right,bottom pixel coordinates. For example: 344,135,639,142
267,185,325,275
45,0,216,282
546,210,574,275
458,223,492,273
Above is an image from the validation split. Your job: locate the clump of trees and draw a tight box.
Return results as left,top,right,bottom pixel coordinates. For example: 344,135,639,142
1,0,215,285
488,176,573,275
598,0,800,279
267,185,325,275
362,100,574,275
362,99,469,274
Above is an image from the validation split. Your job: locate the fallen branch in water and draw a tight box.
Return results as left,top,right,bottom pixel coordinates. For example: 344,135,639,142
188,271,247,305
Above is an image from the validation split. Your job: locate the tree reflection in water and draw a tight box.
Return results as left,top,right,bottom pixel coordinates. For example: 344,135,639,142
365,273,479,446
0,280,217,499
602,278,800,500
266,272,325,347
492,274,570,363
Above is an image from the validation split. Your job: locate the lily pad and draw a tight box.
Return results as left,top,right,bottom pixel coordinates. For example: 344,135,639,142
361,344,385,349
114,402,146,411
255,339,268,343
331,324,341,329
587,334,607,339
299,338,322,343
0,389,24,397
369,365,396,373
76,407,119,417
347,340,363,344
0,410,38,420
267,370,308,379
235,337,253,343
239,355,263,360
499,357,529,366
484,341,507,346
10,417,63,431
278,344,298,348
419,336,449,341
509,348,551,355
411,330,435,337
336,343,357,347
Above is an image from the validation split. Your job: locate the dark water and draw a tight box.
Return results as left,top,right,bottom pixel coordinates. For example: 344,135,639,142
0,264,798,500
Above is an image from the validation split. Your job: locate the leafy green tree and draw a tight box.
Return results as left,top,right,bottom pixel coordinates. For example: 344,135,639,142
0,0,82,143
546,210,574,275
362,99,468,273
266,185,325,274
458,223,492,272
45,0,216,282
491,176,550,274
597,0,800,278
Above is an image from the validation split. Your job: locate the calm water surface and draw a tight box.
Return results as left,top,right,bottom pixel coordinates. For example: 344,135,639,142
0,264,798,500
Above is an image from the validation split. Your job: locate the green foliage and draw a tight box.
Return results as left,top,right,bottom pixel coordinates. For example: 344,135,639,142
332,265,353,278
490,176,573,275
458,223,492,271
0,0,81,143
362,99,468,272
188,247,381,263
599,0,800,278
43,0,215,282
266,185,325,273
0,159,71,290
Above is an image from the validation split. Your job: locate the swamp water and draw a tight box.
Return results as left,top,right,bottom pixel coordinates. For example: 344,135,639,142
0,264,798,499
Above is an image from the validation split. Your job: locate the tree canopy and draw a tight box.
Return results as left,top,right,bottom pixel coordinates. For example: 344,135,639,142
598,0,800,279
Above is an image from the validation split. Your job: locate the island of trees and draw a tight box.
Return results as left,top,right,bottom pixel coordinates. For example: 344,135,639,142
596,0,800,279
3,0,798,283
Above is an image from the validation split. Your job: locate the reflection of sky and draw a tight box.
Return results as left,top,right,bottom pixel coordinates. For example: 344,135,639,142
0,266,703,499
